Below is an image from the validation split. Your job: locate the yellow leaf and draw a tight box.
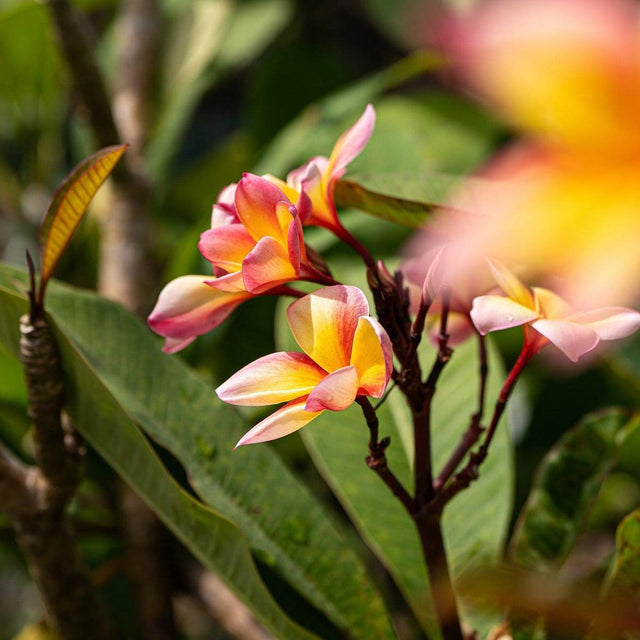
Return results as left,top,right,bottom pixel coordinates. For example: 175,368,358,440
38,144,127,301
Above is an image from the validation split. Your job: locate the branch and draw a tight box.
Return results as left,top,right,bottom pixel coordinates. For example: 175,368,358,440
47,0,120,148
0,443,38,518
7,306,114,640
356,397,414,514
433,333,488,491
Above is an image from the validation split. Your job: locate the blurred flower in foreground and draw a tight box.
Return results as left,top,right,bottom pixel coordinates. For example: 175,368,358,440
424,0,640,308
266,104,376,234
216,285,392,446
148,276,254,353
402,245,493,345
470,262,640,362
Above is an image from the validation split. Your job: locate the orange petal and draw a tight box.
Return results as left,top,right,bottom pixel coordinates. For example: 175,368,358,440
216,352,326,406
350,317,392,398
235,398,322,446
287,285,370,373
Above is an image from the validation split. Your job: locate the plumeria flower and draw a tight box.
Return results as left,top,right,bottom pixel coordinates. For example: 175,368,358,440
266,104,376,234
402,246,493,345
470,262,640,362
216,285,393,446
199,173,332,294
426,0,640,308
148,275,254,353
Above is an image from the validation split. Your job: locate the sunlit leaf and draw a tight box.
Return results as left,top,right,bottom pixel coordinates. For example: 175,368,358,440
38,145,127,298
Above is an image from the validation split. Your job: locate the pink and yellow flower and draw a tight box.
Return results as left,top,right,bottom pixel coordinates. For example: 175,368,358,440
470,262,640,362
430,0,640,307
199,173,330,294
216,285,393,446
266,104,376,233
402,245,494,345
148,275,254,353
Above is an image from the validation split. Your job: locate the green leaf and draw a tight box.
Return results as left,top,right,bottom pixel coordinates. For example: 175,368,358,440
335,172,475,227
0,262,395,640
511,409,640,572
606,508,640,597
147,0,292,180
274,264,514,638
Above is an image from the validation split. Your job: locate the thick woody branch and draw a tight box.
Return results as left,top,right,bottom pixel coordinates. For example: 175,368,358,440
7,308,114,640
20,316,80,505
0,443,39,518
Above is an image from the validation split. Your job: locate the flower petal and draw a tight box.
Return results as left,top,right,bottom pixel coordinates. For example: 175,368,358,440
235,398,322,446
147,275,251,353
242,236,299,294
531,318,599,362
532,287,571,319
305,365,359,412
205,272,247,293
427,311,475,346
216,352,326,406
350,316,392,398
235,173,291,242
567,307,640,340
287,285,370,372
488,260,535,309
470,295,540,335
199,225,255,271
326,104,376,184
452,0,639,153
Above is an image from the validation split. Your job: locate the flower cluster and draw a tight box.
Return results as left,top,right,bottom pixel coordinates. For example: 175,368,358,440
148,106,375,353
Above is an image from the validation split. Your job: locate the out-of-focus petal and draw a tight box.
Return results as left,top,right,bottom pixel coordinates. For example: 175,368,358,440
235,398,322,447
287,285,370,372
470,295,539,335
488,260,534,309
326,104,376,183
305,365,359,412
452,0,640,153
436,145,640,308
531,318,599,362
567,307,640,340
148,275,251,353
242,236,299,294
199,225,254,271
216,351,326,406
350,316,392,398
426,311,475,346
235,173,290,241
532,287,571,319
